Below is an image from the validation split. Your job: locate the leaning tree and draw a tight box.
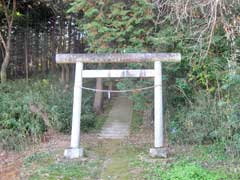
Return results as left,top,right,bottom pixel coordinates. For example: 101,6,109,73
0,0,16,83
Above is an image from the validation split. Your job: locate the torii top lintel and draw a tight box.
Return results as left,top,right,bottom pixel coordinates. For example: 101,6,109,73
56,53,181,64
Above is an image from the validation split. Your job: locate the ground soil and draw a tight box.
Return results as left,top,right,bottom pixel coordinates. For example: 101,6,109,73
0,126,154,180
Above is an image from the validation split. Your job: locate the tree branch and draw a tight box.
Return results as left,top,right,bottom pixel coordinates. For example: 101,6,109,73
0,43,4,60
8,0,16,29
0,32,6,50
0,0,16,28
0,0,10,26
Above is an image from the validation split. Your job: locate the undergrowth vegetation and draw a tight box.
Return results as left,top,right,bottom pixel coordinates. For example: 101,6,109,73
132,143,240,180
143,162,228,180
0,76,96,150
167,72,240,157
21,141,240,180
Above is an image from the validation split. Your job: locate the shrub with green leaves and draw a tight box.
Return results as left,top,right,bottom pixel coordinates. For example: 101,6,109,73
30,78,96,133
0,77,96,150
168,88,240,156
0,81,46,150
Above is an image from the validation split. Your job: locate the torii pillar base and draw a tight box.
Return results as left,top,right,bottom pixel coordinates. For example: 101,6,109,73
149,147,167,158
64,148,84,159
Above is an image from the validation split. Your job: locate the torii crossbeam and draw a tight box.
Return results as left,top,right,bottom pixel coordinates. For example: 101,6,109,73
56,53,181,158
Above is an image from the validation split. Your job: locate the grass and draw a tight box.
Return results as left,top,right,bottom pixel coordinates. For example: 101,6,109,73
22,150,101,180
20,141,240,180
147,163,226,180
23,152,54,167
98,141,140,180
28,162,90,180
134,144,240,180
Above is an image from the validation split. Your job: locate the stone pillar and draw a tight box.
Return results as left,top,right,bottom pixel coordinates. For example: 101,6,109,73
64,62,84,158
150,61,167,158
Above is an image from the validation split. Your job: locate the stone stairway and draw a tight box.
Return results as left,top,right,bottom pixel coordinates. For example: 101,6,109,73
98,96,132,139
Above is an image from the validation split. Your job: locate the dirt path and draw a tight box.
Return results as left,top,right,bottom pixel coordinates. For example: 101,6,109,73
92,139,140,180
98,96,132,139
96,141,126,180
97,96,137,179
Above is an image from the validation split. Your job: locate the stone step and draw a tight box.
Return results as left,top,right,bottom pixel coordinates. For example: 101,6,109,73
99,129,129,133
99,131,128,134
98,134,128,139
101,128,129,131
99,134,127,136
98,96,132,139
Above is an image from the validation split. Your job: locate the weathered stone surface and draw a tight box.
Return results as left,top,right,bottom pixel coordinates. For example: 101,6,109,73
149,147,168,158
56,53,181,64
64,148,84,159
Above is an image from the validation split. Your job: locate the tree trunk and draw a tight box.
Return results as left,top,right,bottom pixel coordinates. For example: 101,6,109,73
0,45,4,62
0,0,16,83
59,0,68,83
51,19,57,73
42,33,48,74
93,78,103,114
0,31,11,83
65,64,70,83
35,31,40,72
51,52,56,73
25,32,29,81
64,16,72,84
1,51,10,83
61,65,65,83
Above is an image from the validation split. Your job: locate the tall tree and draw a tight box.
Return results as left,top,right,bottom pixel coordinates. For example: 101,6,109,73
69,0,155,114
0,0,16,83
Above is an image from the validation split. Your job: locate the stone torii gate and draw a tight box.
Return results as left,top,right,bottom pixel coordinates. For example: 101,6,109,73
56,53,181,159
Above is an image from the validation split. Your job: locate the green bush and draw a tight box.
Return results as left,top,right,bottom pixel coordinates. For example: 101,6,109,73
0,77,96,150
168,89,240,156
0,81,46,150
30,78,96,133
169,92,223,144
160,163,227,180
